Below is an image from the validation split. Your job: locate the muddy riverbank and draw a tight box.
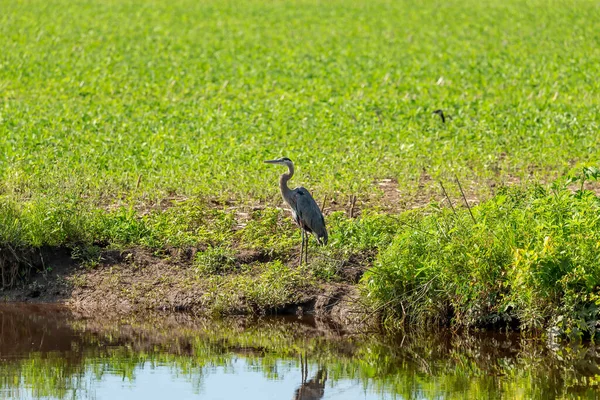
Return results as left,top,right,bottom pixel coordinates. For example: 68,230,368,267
0,247,372,330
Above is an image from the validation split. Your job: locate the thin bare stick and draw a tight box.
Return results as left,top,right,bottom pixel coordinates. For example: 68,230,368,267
40,249,46,279
399,301,406,325
136,174,143,189
439,181,457,217
320,195,328,213
455,176,476,224
349,195,357,218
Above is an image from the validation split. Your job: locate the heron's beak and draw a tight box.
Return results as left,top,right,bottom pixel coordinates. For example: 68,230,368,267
264,159,280,164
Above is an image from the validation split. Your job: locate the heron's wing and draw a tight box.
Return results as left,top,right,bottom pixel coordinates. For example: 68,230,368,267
293,187,327,241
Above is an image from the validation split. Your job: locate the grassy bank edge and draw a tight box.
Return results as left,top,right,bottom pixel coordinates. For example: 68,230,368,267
2,170,600,339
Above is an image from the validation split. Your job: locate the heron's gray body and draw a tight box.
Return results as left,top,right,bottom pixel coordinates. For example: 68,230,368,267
266,157,328,264
287,186,328,245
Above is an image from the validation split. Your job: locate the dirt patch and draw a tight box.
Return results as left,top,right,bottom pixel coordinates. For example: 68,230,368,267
376,178,403,208
64,248,206,313
1,246,373,331
567,180,600,197
235,248,274,264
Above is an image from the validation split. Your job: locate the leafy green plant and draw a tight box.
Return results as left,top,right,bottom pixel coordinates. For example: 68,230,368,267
365,182,600,337
71,245,102,269
195,246,237,275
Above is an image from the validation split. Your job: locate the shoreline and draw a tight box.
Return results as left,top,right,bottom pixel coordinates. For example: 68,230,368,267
2,180,600,339
0,246,374,332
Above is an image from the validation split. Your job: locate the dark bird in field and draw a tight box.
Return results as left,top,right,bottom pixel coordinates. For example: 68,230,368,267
265,157,328,265
433,109,447,123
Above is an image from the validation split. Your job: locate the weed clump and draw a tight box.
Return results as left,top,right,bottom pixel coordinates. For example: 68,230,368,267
195,246,237,275
365,179,600,338
200,261,315,314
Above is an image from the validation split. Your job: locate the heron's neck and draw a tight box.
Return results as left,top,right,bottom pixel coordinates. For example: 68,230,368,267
279,163,294,198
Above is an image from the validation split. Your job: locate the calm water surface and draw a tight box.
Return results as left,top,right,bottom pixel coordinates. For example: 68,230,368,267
1,303,599,399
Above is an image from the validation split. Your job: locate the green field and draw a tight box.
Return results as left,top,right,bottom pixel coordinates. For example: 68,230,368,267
1,0,600,335
2,0,599,202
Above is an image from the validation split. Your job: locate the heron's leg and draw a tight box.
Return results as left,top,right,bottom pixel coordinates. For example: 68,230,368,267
305,234,309,264
300,229,305,265
303,230,308,265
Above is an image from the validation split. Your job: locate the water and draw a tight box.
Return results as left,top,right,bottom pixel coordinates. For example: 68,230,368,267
1,303,600,399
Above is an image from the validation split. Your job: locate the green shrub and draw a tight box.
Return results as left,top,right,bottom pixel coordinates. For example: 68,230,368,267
195,246,237,275
365,180,600,337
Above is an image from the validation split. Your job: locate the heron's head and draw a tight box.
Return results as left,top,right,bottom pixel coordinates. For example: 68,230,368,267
264,157,293,167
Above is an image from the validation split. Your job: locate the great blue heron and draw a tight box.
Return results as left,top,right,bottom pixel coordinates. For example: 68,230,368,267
264,157,328,264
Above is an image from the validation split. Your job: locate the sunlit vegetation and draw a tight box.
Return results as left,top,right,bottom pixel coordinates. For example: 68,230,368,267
1,0,600,336
366,175,600,337
1,0,599,202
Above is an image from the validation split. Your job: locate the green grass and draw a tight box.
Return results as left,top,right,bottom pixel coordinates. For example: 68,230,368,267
366,175,600,336
1,0,600,335
1,0,599,203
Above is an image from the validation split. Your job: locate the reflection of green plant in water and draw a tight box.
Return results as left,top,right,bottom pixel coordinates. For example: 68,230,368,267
0,352,89,399
3,309,600,400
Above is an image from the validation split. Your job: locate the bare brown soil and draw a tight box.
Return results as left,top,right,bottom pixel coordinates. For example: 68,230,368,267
0,247,372,329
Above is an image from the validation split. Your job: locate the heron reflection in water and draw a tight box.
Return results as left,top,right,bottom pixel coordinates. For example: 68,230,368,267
293,353,327,400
